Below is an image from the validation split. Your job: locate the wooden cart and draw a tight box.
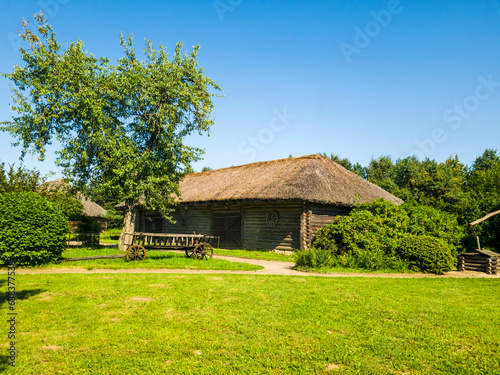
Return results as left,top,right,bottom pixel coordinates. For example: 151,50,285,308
124,232,219,261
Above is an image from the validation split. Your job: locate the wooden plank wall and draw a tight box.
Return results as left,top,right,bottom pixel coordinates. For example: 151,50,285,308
161,206,211,235
139,201,350,251
306,204,351,248
160,202,302,251
242,203,302,251
134,210,145,232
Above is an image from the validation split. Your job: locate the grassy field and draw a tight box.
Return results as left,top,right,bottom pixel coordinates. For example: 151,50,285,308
214,248,294,262
45,247,264,271
1,274,499,374
99,229,121,245
98,229,295,261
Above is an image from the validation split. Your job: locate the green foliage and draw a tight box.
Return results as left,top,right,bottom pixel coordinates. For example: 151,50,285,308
331,247,409,271
42,191,84,219
314,200,409,256
312,199,464,272
365,155,396,191
0,162,45,193
1,13,222,222
294,247,334,268
103,208,125,229
466,149,500,250
398,235,455,274
323,153,366,178
319,149,499,252
0,192,68,266
0,162,84,219
403,203,464,256
72,214,103,233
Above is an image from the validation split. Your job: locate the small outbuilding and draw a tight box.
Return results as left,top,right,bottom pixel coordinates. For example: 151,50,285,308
44,179,107,231
120,154,402,251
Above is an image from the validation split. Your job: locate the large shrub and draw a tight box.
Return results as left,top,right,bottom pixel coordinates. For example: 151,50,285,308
0,192,68,266
403,203,464,256
314,200,409,257
312,199,464,271
398,235,455,274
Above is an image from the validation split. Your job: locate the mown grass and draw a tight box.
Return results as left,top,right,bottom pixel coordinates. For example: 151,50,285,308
42,247,263,271
1,275,498,374
214,248,294,262
99,228,121,244
293,265,414,274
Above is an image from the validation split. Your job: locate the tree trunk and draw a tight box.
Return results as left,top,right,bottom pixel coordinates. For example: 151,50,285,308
118,199,137,251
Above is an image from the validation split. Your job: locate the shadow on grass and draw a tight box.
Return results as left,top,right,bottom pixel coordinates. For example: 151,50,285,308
147,252,186,260
65,244,115,250
0,284,47,371
0,287,47,309
0,354,13,372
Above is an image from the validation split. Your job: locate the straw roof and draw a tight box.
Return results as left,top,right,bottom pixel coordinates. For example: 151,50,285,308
172,154,402,206
43,179,107,217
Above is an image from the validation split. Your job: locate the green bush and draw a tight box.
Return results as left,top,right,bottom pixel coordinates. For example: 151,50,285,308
310,199,464,272
0,192,68,266
104,208,124,229
44,191,84,219
403,203,464,256
294,247,334,269
398,235,455,274
314,200,409,258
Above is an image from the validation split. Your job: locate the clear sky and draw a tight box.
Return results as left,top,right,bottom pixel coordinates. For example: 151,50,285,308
1,0,499,177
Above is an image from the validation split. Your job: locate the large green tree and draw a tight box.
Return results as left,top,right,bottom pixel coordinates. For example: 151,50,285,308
466,149,500,248
1,13,221,249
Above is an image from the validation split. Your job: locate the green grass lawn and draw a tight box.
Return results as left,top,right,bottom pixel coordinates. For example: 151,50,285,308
42,247,263,271
99,228,121,244
1,274,499,374
214,248,294,262
294,265,412,274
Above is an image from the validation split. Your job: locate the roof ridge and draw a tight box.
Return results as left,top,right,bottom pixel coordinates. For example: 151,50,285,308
192,153,325,176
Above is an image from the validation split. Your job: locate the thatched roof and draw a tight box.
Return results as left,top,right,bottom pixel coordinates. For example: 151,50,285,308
43,179,107,217
173,154,402,206
115,154,399,209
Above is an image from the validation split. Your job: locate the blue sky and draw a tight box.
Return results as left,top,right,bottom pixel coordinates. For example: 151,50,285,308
1,0,499,176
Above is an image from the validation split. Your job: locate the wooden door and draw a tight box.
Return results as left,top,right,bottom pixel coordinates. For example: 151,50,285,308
145,216,163,233
212,214,242,248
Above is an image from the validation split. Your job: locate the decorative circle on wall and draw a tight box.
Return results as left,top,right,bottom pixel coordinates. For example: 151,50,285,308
266,211,279,227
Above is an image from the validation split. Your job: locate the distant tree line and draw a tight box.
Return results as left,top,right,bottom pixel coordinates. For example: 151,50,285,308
324,149,500,250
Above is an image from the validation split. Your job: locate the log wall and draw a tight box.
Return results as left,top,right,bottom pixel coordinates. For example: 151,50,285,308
161,206,211,235
138,201,351,251
305,204,351,248
458,252,498,274
242,203,302,251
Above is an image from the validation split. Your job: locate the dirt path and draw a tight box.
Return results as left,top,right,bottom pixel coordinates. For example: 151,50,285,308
17,253,499,278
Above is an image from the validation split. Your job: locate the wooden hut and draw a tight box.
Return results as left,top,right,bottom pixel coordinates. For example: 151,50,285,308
119,154,402,251
44,179,107,231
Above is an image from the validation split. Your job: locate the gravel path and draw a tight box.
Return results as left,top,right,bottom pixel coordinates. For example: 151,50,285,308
17,253,499,278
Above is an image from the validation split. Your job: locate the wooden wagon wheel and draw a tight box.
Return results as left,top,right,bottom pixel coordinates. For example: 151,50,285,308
126,244,147,261
185,248,196,258
193,242,213,260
